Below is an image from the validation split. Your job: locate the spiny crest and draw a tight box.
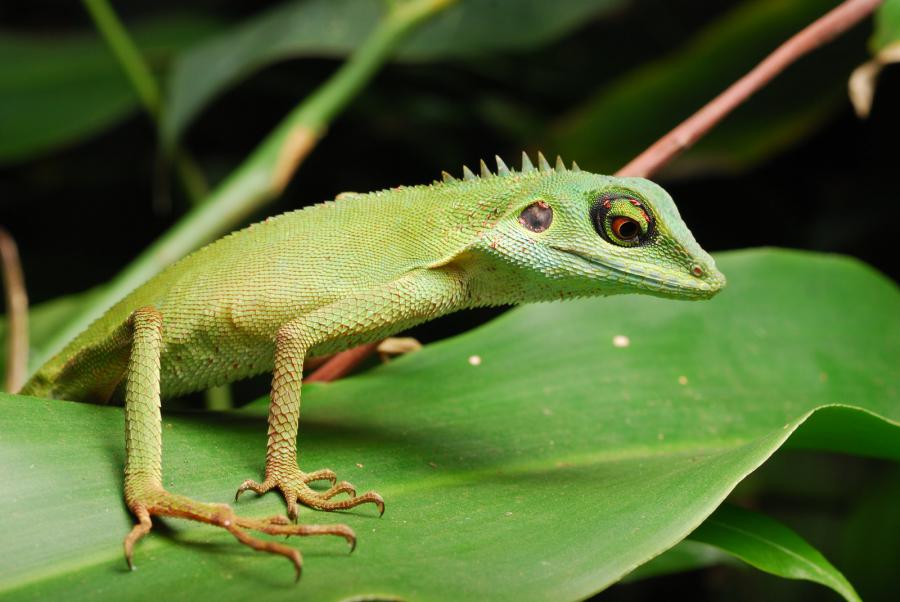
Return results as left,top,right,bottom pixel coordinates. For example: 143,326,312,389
438,152,581,184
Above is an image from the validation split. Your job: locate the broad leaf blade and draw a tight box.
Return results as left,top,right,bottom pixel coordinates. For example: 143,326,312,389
690,504,860,602
1,249,897,600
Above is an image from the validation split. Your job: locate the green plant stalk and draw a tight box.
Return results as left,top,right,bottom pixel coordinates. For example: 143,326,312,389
35,0,455,371
82,0,209,205
82,0,161,118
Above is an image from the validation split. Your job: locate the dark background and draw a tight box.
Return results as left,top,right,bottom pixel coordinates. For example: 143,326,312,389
1,1,897,600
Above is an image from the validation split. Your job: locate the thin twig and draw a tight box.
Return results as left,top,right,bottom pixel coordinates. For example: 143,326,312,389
0,228,28,392
311,0,882,383
617,0,882,177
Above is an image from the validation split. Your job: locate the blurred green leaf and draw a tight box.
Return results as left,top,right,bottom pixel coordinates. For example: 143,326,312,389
622,540,734,582
550,0,860,176
871,0,900,52
838,470,900,602
162,0,627,144
1,249,896,599
0,15,221,164
689,504,860,602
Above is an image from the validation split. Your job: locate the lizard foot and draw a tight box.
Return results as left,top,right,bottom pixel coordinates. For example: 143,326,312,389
235,467,384,520
125,486,355,580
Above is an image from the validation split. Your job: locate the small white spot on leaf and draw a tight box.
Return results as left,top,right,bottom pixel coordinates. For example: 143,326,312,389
468,355,482,366
612,335,630,348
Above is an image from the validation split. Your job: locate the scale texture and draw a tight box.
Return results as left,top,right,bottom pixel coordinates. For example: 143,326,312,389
19,153,725,577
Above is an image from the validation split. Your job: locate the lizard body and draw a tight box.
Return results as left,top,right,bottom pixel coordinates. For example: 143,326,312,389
20,153,725,577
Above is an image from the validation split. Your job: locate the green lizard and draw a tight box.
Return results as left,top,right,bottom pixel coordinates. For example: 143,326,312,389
19,152,725,578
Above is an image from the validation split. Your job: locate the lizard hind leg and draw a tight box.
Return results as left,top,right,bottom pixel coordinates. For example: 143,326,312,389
122,307,354,579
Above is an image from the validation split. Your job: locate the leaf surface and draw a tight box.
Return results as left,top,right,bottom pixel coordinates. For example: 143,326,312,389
1,249,897,600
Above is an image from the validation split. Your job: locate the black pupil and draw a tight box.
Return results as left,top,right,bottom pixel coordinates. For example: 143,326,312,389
618,218,638,239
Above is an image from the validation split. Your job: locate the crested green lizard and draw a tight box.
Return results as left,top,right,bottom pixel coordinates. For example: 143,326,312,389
19,152,725,578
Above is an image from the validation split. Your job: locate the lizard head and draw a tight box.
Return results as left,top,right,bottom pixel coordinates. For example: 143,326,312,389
469,155,726,301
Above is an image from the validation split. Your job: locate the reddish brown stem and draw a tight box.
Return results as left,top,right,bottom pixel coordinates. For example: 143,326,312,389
617,0,882,177
308,0,881,383
0,227,28,392
306,342,380,383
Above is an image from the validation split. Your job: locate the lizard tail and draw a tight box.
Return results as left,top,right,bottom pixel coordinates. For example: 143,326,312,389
18,372,53,398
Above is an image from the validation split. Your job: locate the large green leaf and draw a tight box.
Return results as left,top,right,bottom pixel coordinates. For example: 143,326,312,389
0,15,221,164
1,249,897,600
689,504,860,602
162,0,626,144
549,0,859,175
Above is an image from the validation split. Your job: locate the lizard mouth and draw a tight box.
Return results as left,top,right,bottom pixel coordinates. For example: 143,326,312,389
549,245,723,299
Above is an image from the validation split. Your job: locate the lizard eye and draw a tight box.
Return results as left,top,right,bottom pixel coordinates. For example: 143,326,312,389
519,200,553,233
591,194,654,247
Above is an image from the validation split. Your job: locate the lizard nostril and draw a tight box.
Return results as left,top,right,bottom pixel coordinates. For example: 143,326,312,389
691,265,704,278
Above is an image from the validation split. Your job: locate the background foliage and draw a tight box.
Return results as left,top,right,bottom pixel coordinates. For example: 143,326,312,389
1,0,898,600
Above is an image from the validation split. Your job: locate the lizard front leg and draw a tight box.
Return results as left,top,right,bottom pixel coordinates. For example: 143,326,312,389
235,268,468,519
235,317,385,519
122,307,354,579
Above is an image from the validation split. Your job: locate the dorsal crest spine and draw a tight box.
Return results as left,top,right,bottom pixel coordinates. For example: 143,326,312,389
442,152,579,184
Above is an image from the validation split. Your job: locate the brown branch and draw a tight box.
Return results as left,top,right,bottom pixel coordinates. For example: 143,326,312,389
0,228,29,392
306,343,380,383
617,0,882,177
307,0,881,383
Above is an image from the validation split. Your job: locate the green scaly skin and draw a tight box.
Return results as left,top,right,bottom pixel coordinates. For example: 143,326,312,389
19,152,725,578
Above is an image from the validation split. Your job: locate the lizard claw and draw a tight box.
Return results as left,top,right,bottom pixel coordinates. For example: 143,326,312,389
124,485,354,581
235,466,384,518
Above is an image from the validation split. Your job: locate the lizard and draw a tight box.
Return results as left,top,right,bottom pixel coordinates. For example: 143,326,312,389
18,152,726,579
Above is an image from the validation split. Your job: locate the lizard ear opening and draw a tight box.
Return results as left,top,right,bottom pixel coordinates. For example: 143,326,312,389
518,201,553,233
